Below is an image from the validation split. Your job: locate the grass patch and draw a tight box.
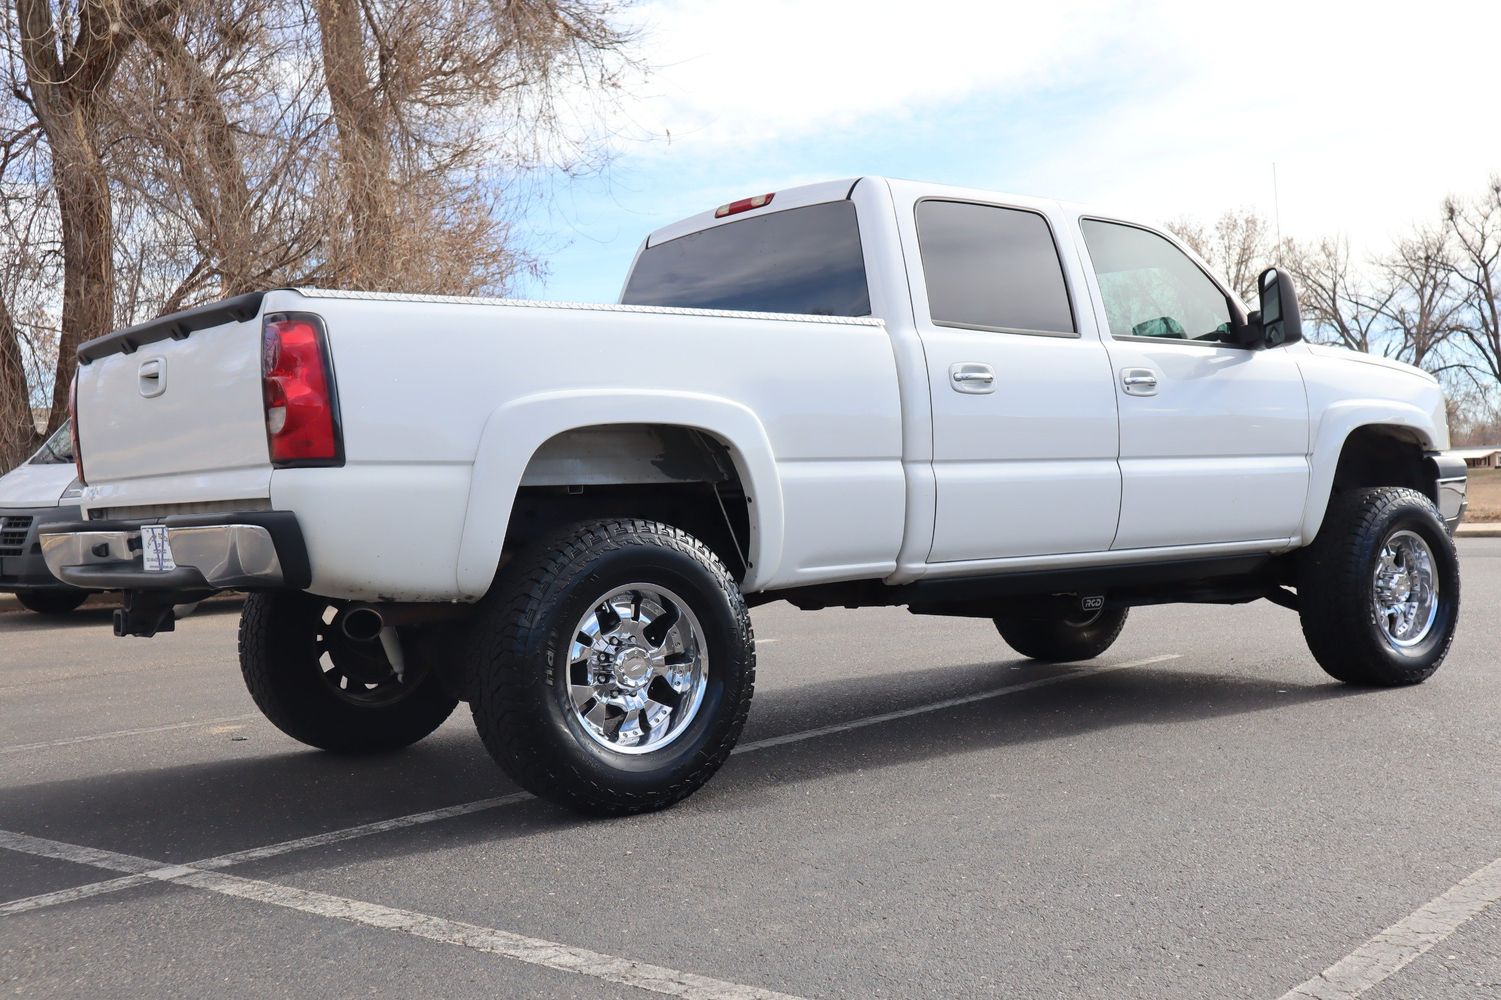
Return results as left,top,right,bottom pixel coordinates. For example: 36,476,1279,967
1466,467,1501,522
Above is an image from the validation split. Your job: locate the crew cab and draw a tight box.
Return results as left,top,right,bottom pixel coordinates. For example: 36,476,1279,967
42,177,1468,815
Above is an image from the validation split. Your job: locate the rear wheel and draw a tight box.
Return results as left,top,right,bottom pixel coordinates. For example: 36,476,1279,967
16,589,89,615
994,605,1129,663
239,591,458,752
468,519,755,816
1298,487,1459,686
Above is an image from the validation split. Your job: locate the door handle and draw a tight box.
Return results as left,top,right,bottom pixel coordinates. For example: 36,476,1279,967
950,363,995,394
138,358,166,398
1120,368,1158,396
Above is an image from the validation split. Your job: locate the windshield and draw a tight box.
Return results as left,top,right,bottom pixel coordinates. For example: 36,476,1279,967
622,200,870,317
29,421,73,465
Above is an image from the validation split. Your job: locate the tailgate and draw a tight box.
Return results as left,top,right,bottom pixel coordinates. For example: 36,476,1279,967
75,293,273,509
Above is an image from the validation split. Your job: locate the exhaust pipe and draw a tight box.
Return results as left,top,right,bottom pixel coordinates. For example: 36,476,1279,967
338,605,404,681
340,605,385,642
338,602,473,683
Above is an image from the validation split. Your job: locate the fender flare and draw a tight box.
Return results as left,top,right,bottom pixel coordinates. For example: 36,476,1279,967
454,389,785,597
1300,400,1440,543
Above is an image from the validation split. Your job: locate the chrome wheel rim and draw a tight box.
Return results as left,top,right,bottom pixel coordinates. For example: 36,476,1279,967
1372,529,1440,649
566,584,708,755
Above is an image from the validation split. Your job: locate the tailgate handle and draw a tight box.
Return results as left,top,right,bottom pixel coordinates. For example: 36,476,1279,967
138,358,166,398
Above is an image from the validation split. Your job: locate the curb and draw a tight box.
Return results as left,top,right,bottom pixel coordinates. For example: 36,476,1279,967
1456,523,1501,538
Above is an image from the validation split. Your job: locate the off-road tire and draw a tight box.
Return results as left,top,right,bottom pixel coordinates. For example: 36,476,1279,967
16,589,89,615
467,519,755,817
1298,487,1459,686
994,606,1129,663
239,591,459,752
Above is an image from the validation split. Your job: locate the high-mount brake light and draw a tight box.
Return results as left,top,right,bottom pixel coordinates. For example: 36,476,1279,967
68,375,85,485
261,314,342,466
714,192,775,218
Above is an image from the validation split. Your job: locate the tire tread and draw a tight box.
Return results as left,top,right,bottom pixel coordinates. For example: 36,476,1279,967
469,518,754,816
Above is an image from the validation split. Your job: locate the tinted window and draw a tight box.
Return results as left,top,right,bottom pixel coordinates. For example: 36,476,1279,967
915,200,1075,334
622,201,870,316
1080,220,1235,343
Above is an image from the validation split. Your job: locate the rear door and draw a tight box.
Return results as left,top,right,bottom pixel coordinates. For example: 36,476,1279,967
900,197,1121,563
1074,218,1309,549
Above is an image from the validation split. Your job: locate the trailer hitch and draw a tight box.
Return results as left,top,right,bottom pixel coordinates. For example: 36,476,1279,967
113,589,208,637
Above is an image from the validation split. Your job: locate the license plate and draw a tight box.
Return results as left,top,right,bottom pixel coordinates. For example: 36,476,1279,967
140,524,177,573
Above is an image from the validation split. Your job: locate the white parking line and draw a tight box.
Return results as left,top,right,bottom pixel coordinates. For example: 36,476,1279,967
1276,855,1501,999
0,874,154,915
0,828,807,999
195,792,534,869
0,653,1181,917
0,713,261,755
0,793,532,915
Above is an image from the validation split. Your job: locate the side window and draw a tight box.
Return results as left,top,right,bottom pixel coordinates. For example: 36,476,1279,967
1080,220,1235,343
915,200,1075,335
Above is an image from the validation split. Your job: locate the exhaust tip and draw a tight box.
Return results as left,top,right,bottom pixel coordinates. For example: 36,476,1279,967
341,606,383,643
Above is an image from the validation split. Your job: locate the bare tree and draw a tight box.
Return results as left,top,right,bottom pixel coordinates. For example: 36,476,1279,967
1373,225,1462,371
307,0,635,293
106,0,333,315
0,296,38,469
1282,236,1396,355
1167,209,1272,303
1444,176,1501,392
9,0,187,431
0,89,60,469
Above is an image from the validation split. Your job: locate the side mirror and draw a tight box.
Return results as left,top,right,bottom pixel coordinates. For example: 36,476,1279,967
1254,267,1302,347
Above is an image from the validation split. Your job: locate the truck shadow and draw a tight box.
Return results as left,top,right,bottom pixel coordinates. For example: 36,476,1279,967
0,656,1374,882
0,596,244,631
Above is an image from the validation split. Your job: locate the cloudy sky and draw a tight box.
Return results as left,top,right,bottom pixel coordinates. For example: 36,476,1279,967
515,0,1501,303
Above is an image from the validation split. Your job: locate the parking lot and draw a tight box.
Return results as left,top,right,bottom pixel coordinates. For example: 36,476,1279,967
1,538,1498,999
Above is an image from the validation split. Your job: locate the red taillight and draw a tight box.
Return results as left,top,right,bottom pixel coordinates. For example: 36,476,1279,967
261,314,342,466
714,192,774,218
68,375,85,485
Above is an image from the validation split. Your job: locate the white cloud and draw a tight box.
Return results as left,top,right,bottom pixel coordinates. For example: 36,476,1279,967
616,0,1136,149
605,0,1501,250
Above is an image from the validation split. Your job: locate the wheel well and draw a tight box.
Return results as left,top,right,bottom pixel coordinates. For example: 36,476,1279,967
1330,425,1435,504
502,424,752,580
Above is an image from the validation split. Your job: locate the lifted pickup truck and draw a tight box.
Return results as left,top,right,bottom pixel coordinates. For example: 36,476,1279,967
44,177,1467,815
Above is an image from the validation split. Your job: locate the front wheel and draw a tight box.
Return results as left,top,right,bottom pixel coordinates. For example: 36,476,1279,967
994,605,1129,663
239,592,459,752
468,519,755,816
1298,487,1459,686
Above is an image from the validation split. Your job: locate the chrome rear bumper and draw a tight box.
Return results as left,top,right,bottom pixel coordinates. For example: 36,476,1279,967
39,512,309,592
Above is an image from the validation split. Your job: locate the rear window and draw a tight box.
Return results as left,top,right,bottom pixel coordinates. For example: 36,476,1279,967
622,201,871,317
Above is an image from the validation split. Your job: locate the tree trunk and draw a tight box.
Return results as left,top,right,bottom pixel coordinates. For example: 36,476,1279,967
47,114,115,430
315,0,396,288
0,294,41,473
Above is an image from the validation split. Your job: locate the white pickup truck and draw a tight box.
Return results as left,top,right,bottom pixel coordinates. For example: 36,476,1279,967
44,177,1468,815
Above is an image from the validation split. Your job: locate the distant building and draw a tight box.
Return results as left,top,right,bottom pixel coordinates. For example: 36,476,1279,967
1451,447,1501,470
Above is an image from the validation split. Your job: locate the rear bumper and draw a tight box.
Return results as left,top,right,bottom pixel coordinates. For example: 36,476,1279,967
1428,453,1468,534
38,512,309,592
1,505,89,593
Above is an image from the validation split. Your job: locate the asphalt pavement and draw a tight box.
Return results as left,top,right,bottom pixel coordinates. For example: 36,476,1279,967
3,539,1499,999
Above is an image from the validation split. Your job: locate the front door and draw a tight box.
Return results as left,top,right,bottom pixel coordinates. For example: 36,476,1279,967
1075,218,1309,550
906,198,1122,563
